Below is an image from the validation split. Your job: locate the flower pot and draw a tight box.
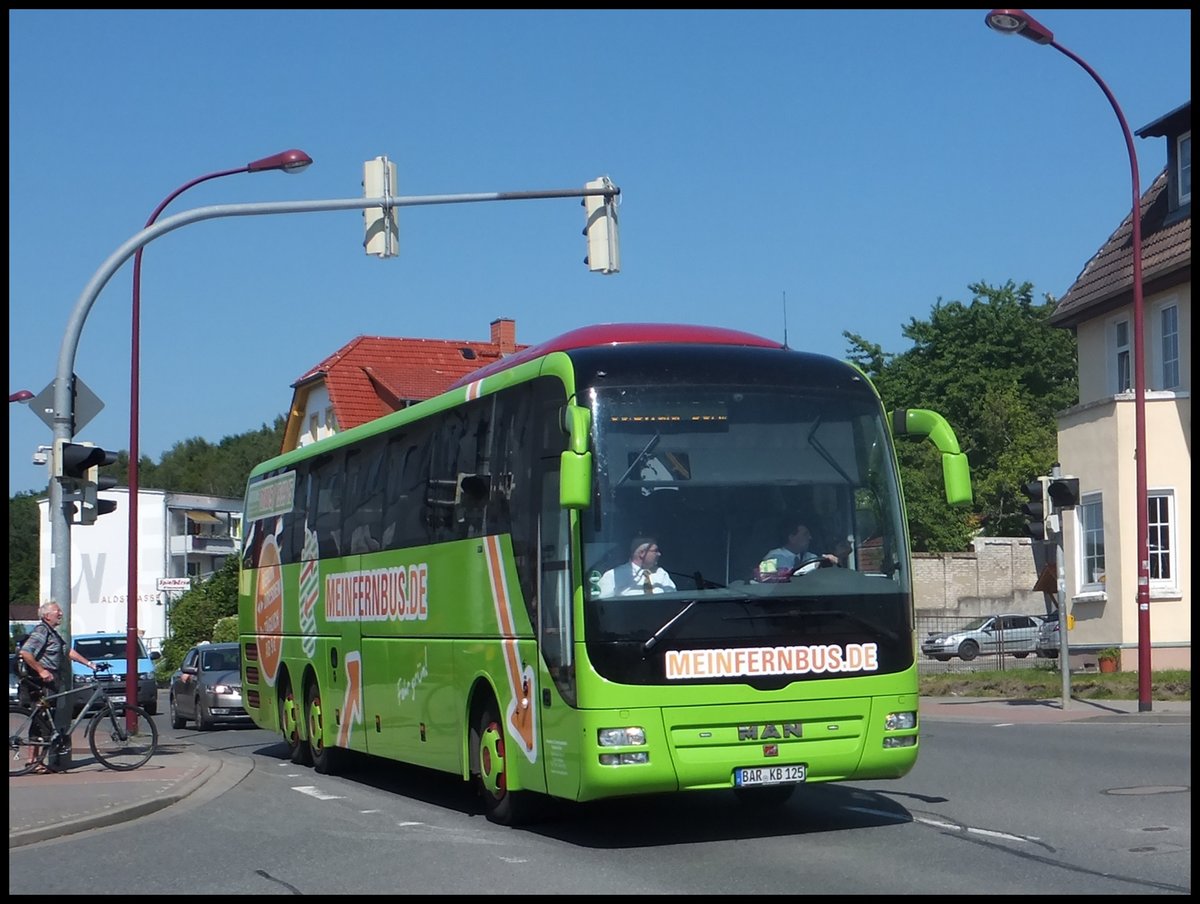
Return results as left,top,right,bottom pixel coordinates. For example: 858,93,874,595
1098,657,1118,673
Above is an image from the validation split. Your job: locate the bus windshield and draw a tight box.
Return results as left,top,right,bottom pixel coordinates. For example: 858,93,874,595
580,382,912,684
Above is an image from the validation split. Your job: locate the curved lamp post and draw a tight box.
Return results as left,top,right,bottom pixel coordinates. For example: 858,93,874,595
125,149,312,720
985,9,1152,711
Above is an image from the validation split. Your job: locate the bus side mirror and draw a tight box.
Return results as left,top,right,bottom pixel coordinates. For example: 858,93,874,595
891,408,973,507
560,402,592,509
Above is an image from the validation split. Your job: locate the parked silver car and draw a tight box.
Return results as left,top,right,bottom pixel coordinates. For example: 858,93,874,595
169,642,250,730
921,614,1044,662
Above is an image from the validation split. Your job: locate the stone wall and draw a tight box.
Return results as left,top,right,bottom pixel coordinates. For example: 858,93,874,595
912,536,1047,617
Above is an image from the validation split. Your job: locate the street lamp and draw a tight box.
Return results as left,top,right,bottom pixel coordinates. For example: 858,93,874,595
125,149,312,721
985,9,1153,711
9,390,35,403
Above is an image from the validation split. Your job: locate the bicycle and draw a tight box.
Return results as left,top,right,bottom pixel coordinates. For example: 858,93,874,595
8,662,159,776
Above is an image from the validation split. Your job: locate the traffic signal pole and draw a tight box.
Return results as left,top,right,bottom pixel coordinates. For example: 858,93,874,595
1050,465,1071,709
45,179,621,760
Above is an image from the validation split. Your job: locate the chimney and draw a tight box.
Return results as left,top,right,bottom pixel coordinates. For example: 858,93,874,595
490,317,516,354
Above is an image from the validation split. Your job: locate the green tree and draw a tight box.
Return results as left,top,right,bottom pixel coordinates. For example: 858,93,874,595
9,492,42,606
211,615,239,643
846,280,1076,551
144,417,286,496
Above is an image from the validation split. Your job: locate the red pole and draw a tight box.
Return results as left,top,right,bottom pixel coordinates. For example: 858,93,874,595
126,151,311,730
985,10,1152,710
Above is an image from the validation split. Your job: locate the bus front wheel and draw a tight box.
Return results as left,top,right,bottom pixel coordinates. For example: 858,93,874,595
472,699,538,826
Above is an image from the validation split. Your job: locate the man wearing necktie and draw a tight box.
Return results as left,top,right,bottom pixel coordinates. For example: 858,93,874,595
597,536,677,597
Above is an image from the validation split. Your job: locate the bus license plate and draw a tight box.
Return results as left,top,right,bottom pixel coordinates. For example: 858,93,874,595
734,764,806,787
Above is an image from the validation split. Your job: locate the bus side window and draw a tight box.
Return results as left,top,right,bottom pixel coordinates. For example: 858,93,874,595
345,442,384,553
310,452,345,558
381,430,432,551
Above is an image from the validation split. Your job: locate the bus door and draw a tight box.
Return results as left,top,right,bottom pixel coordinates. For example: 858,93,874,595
535,463,580,799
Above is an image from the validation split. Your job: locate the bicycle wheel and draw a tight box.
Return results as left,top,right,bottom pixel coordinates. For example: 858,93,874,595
9,704,54,777
87,703,158,771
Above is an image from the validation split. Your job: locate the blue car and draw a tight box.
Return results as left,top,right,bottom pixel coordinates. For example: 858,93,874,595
70,633,160,714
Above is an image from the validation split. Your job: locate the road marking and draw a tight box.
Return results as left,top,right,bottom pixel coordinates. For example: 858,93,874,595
292,785,345,800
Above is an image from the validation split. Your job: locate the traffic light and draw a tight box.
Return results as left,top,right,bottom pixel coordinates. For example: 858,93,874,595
81,462,119,524
55,440,117,481
363,156,398,258
582,176,620,274
1020,476,1049,541
54,440,119,524
1047,476,1080,511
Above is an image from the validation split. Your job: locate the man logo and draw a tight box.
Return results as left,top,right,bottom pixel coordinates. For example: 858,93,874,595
738,722,802,741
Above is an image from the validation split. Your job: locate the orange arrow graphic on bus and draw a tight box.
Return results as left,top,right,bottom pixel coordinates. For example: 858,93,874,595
484,535,536,759
337,652,364,748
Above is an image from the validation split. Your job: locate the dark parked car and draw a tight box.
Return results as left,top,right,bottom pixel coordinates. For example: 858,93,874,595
9,653,20,705
921,614,1044,662
169,642,250,730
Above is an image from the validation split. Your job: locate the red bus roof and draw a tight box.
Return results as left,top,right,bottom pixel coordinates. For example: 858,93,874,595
450,323,783,388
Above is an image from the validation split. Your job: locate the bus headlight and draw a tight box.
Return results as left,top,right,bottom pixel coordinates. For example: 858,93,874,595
597,727,646,747
884,711,917,731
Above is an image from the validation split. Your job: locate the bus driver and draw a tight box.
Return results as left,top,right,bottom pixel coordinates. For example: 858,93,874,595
597,536,677,596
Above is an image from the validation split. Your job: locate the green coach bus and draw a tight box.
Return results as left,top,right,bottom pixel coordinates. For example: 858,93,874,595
238,323,972,824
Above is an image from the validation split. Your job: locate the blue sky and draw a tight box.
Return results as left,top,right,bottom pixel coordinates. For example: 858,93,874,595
8,9,1191,495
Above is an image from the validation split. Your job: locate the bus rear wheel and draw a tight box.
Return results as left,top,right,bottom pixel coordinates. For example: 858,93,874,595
280,683,310,766
472,699,538,826
306,683,342,775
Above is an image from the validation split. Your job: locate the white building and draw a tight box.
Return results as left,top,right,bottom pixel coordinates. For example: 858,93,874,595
38,488,242,651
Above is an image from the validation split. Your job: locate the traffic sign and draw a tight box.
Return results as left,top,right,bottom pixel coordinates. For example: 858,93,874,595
28,375,105,433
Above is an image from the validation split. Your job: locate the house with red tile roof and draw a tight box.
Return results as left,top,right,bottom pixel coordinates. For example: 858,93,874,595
281,317,525,452
1048,100,1190,670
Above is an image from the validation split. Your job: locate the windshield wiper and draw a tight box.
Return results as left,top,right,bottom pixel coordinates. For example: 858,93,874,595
614,433,661,488
643,600,698,653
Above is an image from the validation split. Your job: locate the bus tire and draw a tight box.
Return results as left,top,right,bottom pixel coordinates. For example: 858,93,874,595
280,681,310,766
306,683,342,776
472,697,539,826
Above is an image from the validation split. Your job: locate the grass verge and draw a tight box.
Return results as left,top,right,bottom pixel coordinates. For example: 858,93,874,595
920,667,1190,702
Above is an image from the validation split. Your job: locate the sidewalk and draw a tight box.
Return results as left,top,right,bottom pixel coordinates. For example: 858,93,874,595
9,735,245,848
9,697,1188,848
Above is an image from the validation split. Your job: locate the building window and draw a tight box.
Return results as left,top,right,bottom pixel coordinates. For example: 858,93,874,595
1078,494,1105,590
1178,131,1191,206
1112,318,1131,393
1159,303,1179,390
1148,490,1176,589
